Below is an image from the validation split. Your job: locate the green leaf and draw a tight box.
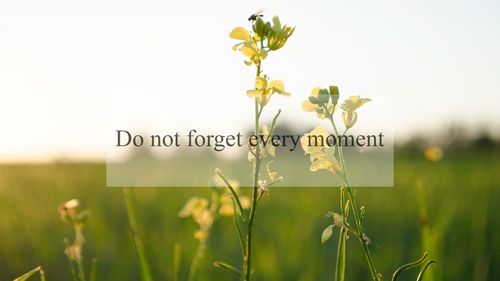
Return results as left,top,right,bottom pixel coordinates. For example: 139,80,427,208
321,224,335,243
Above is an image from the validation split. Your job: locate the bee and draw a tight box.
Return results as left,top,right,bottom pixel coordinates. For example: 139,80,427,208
248,9,265,22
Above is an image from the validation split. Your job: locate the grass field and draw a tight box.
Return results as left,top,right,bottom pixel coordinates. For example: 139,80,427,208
0,148,498,281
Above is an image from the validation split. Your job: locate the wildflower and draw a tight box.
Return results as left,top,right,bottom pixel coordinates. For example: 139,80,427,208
64,243,82,262
258,179,269,197
424,146,443,162
178,197,210,222
230,27,267,66
247,76,290,106
301,127,341,174
302,87,337,119
219,190,251,217
340,96,371,129
58,199,80,223
59,199,86,262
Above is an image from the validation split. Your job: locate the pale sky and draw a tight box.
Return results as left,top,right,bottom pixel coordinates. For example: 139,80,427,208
1,0,499,162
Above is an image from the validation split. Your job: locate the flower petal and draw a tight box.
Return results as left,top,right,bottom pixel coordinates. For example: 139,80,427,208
229,27,250,41
247,89,263,97
240,43,257,57
310,87,321,97
302,100,318,112
255,77,267,90
268,80,284,92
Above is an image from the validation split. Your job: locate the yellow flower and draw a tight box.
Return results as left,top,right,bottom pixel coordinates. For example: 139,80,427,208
301,126,329,156
247,76,290,106
424,146,443,162
301,127,340,174
309,151,340,174
178,197,209,220
230,27,268,65
302,87,334,119
340,96,371,129
229,27,250,41
219,194,251,216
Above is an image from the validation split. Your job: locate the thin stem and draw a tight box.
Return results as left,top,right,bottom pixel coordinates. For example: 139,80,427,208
335,188,347,281
325,108,378,281
244,57,263,281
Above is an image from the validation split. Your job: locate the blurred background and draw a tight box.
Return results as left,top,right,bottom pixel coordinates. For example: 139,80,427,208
1,0,499,280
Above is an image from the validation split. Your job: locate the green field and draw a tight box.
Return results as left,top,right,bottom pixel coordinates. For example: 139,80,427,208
0,148,498,281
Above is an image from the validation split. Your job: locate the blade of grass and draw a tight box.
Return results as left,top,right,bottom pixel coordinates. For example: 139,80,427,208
89,258,97,281
231,197,247,256
214,261,243,278
335,228,347,281
13,266,46,281
123,188,154,281
392,252,428,281
173,243,181,281
416,260,437,281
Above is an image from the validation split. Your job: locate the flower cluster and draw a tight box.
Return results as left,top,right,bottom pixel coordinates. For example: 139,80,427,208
178,176,250,241
339,96,371,129
230,16,294,66
301,86,370,174
300,126,341,174
302,86,339,119
247,76,290,107
58,199,88,262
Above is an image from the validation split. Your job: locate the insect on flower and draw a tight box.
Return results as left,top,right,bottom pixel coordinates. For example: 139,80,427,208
248,8,265,21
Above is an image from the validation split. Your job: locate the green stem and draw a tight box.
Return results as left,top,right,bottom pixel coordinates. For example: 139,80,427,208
244,60,263,281
335,188,347,281
325,109,378,281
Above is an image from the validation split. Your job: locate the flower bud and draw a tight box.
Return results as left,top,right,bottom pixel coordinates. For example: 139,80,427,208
342,110,358,129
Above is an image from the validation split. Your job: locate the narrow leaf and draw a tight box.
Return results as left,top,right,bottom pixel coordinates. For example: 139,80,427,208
215,169,247,223
13,266,45,281
173,243,181,281
335,228,347,281
213,261,243,277
416,260,437,281
392,252,429,281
